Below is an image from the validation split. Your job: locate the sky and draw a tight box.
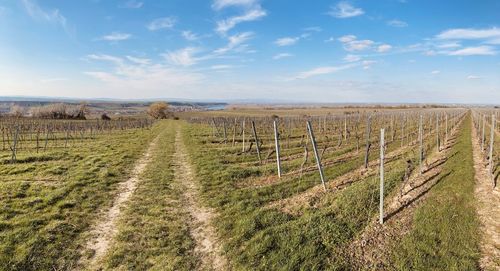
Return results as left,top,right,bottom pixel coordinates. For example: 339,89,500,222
0,0,499,103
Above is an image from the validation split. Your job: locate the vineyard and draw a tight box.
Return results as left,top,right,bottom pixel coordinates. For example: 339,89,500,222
0,108,498,270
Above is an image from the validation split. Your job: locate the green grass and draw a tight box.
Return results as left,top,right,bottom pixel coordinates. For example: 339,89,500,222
101,120,196,270
181,120,441,270
0,124,159,270
390,114,480,271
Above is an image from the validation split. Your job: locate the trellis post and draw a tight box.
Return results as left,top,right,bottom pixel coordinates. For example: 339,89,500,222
307,121,326,191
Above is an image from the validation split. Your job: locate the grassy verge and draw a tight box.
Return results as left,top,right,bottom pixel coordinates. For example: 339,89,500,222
390,114,480,270
0,124,159,270
101,120,196,270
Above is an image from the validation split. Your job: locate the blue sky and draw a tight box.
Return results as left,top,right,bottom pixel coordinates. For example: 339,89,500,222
0,0,499,103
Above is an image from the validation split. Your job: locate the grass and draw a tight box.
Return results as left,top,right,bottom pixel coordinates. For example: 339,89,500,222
390,113,480,270
0,124,159,270
100,120,197,270
181,117,446,270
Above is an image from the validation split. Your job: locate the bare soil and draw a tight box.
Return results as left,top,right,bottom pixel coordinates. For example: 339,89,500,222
174,130,228,271
471,121,500,270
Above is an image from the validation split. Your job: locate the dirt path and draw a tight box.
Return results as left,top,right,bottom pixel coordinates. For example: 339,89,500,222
347,120,463,270
471,120,500,270
77,135,160,270
173,130,228,271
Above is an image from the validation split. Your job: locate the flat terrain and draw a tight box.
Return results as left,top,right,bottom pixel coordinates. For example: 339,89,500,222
0,108,498,270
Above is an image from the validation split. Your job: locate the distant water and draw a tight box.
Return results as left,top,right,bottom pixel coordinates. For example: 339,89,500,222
204,104,226,111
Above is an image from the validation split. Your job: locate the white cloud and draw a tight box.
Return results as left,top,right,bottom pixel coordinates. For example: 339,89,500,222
436,27,500,40
182,31,199,41
431,70,440,74
273,53,293,60
377,44,392,52
436,42,461,49
343,54,361,62
447,46,497,56
338,35,357,43
212,0,257,10
121,0,143,9
293,64,357,80
21,0,67,30
147,17,176,31
387,19,408,27
163,47,201,66
344,39,374,51
215,7,266,35
214,32,254,54
99,32,131,41
328,2,364,18
274,37,299,46
467,75,482,80
126,56,151,65
87,54,124,64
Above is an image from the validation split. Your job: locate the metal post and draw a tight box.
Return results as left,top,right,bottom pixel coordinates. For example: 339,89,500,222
273,120,282,178
489,115,495,187
251,121,262,164
419,115,423,174
242,119,246,152
307,121,326,191
379,128,385,224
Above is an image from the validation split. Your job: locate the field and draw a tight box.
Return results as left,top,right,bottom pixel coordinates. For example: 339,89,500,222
0,107,499,270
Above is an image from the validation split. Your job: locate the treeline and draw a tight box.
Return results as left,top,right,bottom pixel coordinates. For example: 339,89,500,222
6,103,89,119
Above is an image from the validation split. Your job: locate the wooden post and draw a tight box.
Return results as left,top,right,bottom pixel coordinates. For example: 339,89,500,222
232,118,237,147
445,113,448,144
344,115,347,141
419,115,423,174
251,121,262,164
364,116,372,169
273,120,282,178
223,120,227,144
436,113,440,152
379,128,385,224
488,115,495,187
481,114,486,151
307,121,326,191
242,119,246,152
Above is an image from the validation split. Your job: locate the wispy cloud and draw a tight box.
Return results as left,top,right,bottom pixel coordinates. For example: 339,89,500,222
214,32,254,54
163,47,201,66
273,53,293,60
274,37,300,46
431,70,441,74
21,0,68,31
338,35,374,51
212,0,257,10
377,44,392,52
120,0,143,9
292,64,357,80
387,19,408,27
99,32,131,41
328,2,364,18
436,27,500,40
182,30,200,41
85,54,203,91
344,54,361,62
467,75,482,80
148,17,176,31
446,46,497,56
126,56,151,65
215,7,266,35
